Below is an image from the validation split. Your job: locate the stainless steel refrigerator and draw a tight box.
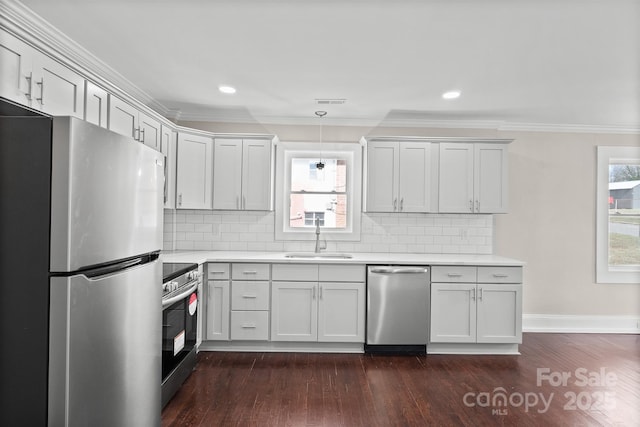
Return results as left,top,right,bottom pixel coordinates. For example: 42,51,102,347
0,98,163,426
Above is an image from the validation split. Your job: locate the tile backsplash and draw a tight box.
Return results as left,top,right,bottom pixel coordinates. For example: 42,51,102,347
164,210,494,254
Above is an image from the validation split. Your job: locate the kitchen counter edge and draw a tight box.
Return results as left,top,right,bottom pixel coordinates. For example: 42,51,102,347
161,251,525,267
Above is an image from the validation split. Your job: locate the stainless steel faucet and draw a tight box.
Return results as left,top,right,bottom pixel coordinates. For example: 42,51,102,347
314,217,326,253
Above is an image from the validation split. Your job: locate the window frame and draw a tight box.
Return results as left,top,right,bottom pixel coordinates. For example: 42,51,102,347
274,141,362,242
596,146,640,284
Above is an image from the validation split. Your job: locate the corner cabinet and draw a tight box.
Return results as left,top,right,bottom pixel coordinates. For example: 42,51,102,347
270,264,365,343
366,140,436,213
212,138,273,211
176,132,214,209
438,142,508,213
430,266,522,346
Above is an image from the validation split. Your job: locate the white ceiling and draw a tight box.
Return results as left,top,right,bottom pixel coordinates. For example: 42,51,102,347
16,0,640,130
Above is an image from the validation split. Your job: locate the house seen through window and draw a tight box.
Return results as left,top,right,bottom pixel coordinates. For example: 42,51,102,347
289,158,347,229
596,146,640,283
607,164,640,267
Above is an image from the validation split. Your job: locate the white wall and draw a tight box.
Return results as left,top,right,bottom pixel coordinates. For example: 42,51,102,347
174,120,640,318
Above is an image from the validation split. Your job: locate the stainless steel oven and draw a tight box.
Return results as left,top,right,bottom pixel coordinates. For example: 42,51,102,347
161,263,200,408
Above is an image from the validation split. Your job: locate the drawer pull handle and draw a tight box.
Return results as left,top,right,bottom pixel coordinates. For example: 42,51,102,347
447,273,463,277
241,323,257,329
210,271,226,274
243,271,257,275
493,273,509,278
242,294,257,298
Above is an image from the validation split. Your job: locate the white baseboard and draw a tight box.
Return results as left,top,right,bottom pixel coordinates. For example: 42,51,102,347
523,314,640,334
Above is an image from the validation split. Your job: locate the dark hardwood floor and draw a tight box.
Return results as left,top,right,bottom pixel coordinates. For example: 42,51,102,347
162,334,640,426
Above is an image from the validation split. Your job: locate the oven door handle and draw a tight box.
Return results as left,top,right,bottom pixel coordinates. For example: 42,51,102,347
162,281,198,308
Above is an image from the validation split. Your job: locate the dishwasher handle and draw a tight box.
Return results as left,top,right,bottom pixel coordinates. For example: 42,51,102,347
369,266,429,274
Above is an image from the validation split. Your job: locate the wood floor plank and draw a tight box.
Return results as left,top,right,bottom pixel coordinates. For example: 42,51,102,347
162,334,640,426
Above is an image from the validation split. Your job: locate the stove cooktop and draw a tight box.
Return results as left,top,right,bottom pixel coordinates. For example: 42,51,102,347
162,262,198,283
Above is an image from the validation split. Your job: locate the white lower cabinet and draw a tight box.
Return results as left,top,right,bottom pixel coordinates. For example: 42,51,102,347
271,281,318,341
230,311,269,341
430,266,522,344
270,264,365,343
229,264,271,341
205,263,230,341
317,282,365,342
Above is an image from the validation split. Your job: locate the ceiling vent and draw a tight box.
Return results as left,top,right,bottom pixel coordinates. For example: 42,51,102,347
315,98,346,105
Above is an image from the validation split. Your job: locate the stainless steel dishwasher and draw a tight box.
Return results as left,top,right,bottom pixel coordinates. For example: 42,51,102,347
366,265,430,354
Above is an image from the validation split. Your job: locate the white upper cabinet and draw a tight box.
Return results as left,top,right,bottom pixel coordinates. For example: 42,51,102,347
161,124,176,209
84,81,108,128
213,138,272,211
0,28,84,118
139,111,161,151
366,140,435,213
0,28,29,105
108,95,138,139
176,132,214,209
438,142,508,213
108,95,161,150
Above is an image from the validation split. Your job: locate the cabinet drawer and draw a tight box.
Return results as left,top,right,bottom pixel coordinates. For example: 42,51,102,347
477,266,522,284
319,264,365,282
207,263,230,280
231,311,269,341
271,263,318,281
231,281,270,310
232,263,270,280
431,266,477,283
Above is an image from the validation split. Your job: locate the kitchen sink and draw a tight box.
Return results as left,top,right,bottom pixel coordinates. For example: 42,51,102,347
284,252,353,259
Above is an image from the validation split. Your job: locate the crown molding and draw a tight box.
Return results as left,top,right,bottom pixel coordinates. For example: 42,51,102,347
498,122,640,135
1,0,638,135
0,0,170,117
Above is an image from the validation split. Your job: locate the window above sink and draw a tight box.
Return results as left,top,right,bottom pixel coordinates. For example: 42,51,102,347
274,142,362,242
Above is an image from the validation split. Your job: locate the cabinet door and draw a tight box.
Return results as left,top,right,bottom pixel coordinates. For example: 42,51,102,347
0,29,33,105
366,141,398,212
84,81,108,128
212,138,242,209
176,132,213,209
476,284,522,344
430,283,476,343
31,54,84,118
108,95,138,139
399,142,433,212
438,143,475,213
242,139,272,210
475,144,508,213
271,282,317,342
206,280,230,341
317,282,365,343
161,125,176,209
139,112,161,151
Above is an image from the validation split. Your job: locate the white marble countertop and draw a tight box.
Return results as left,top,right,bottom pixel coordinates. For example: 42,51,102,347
161,250,525,266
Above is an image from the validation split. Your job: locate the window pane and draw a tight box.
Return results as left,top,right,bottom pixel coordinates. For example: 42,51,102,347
608,164,640,266
289,194,347,228
291,158,346,193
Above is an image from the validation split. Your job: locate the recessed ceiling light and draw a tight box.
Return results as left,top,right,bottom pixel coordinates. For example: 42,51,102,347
219,85,236,94
442,90,461,100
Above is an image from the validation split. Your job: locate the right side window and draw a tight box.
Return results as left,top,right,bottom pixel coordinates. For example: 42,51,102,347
596,146,640,283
